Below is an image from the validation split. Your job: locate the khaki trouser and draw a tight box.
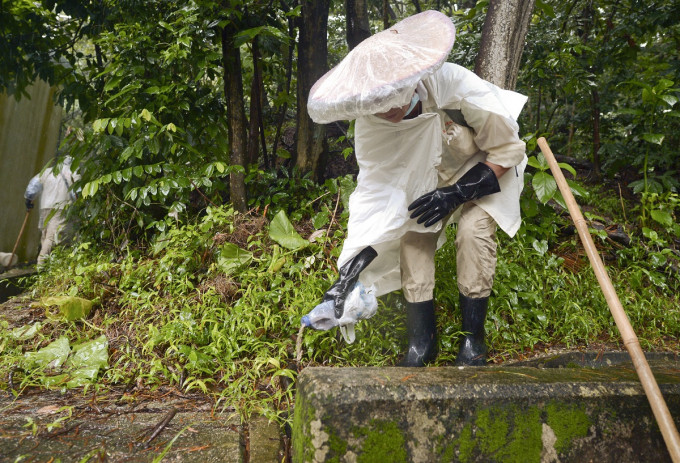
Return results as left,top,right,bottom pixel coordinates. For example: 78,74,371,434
400,202,497,302
37,209,68,266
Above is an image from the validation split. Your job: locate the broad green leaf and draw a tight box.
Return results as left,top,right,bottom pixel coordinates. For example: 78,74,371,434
217,242,253,274
159,182,170,196
553,190,568,210
532,239,549,256
312,211,329,229
81,182,92,198
535,0,556,17
43,296,94,321
557,162,577,178
651,210,673,228
9,322,42,341
103,76,122,92
269,210,308,250
642,133,664,145
24,336,70,369
566,179,587,198
113,170,123,185
339,175,356,211
520,196,540,218
527,154,549,171
532,171,557,204
660,94,678,107
65,335,109,387
642,227,657,239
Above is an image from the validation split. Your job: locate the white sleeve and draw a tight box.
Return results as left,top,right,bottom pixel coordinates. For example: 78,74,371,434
462,109,526,168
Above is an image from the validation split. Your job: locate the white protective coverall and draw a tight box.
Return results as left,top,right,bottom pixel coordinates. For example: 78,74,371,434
24,157,80,265
339,63,527,301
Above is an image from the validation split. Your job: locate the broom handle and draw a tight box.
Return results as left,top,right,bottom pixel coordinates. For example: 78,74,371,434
10,210,31,265
537,137,680,462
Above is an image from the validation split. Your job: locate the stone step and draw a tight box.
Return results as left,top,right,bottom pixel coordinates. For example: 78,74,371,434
292,352,680,462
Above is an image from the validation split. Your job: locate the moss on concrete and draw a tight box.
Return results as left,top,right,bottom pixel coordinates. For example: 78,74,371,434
495,405,542,463
442,401,589,462
326,430,347,463
545,402,591,454
353,419,408,463
292,393,316,463
476,407,510,455
449,422,475,462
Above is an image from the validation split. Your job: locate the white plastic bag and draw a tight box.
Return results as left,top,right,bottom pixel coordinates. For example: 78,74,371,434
301,282,378,344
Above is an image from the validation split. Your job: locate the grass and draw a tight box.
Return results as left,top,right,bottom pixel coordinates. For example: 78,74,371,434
1,176,679,426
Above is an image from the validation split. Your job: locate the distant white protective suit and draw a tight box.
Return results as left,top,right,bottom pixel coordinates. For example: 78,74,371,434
24,156,80,265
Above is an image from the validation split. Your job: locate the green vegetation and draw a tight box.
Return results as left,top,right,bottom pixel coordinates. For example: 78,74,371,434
2,173,679,423
1,0,679,432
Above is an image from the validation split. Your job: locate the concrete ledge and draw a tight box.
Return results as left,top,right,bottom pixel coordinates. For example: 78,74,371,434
292,353,680,462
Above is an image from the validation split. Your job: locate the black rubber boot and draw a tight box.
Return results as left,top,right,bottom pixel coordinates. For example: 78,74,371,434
455,293,488,366
398,300,437,367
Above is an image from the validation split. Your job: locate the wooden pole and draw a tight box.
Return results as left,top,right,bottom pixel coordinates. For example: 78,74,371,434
537,137,680,462
10,211,31,268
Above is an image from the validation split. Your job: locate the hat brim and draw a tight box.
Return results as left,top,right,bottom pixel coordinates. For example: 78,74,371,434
308,10,455,123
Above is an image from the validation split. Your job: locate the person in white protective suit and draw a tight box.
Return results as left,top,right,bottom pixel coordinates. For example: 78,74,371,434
24,155,80,266
305,10,528,366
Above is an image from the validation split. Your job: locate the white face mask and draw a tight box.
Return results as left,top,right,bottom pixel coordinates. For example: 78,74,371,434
404,92,420,117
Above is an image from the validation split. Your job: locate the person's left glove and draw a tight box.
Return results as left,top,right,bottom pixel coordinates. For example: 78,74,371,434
408,162,501,227
323,246,378,318
25,199,34,211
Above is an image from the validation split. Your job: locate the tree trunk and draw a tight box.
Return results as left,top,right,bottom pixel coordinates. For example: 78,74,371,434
272,11,297,166
247,38,263,167
295,0,330,180
222,22,248,212
381,0,396,31
474,0,536,90
346,0,371,50
591,88,602,178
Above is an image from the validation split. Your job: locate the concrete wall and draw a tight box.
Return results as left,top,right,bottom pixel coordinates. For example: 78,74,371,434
0,81,62,263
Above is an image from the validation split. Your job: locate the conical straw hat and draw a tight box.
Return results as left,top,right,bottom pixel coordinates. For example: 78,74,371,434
308,10,455,124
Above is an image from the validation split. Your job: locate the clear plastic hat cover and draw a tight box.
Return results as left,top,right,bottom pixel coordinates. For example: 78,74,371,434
308,10,456,124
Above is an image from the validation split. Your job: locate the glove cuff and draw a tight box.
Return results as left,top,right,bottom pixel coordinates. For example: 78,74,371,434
324,246,378,318
446,162,500,202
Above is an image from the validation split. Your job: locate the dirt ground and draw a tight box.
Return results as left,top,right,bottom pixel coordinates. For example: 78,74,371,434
0,294,286,463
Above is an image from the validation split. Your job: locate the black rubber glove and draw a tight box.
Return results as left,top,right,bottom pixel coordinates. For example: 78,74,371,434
408,162,501,227
323,246,378,318
25,199,34,210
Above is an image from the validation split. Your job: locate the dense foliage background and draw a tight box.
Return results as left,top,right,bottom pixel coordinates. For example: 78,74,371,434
2,0,679,424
